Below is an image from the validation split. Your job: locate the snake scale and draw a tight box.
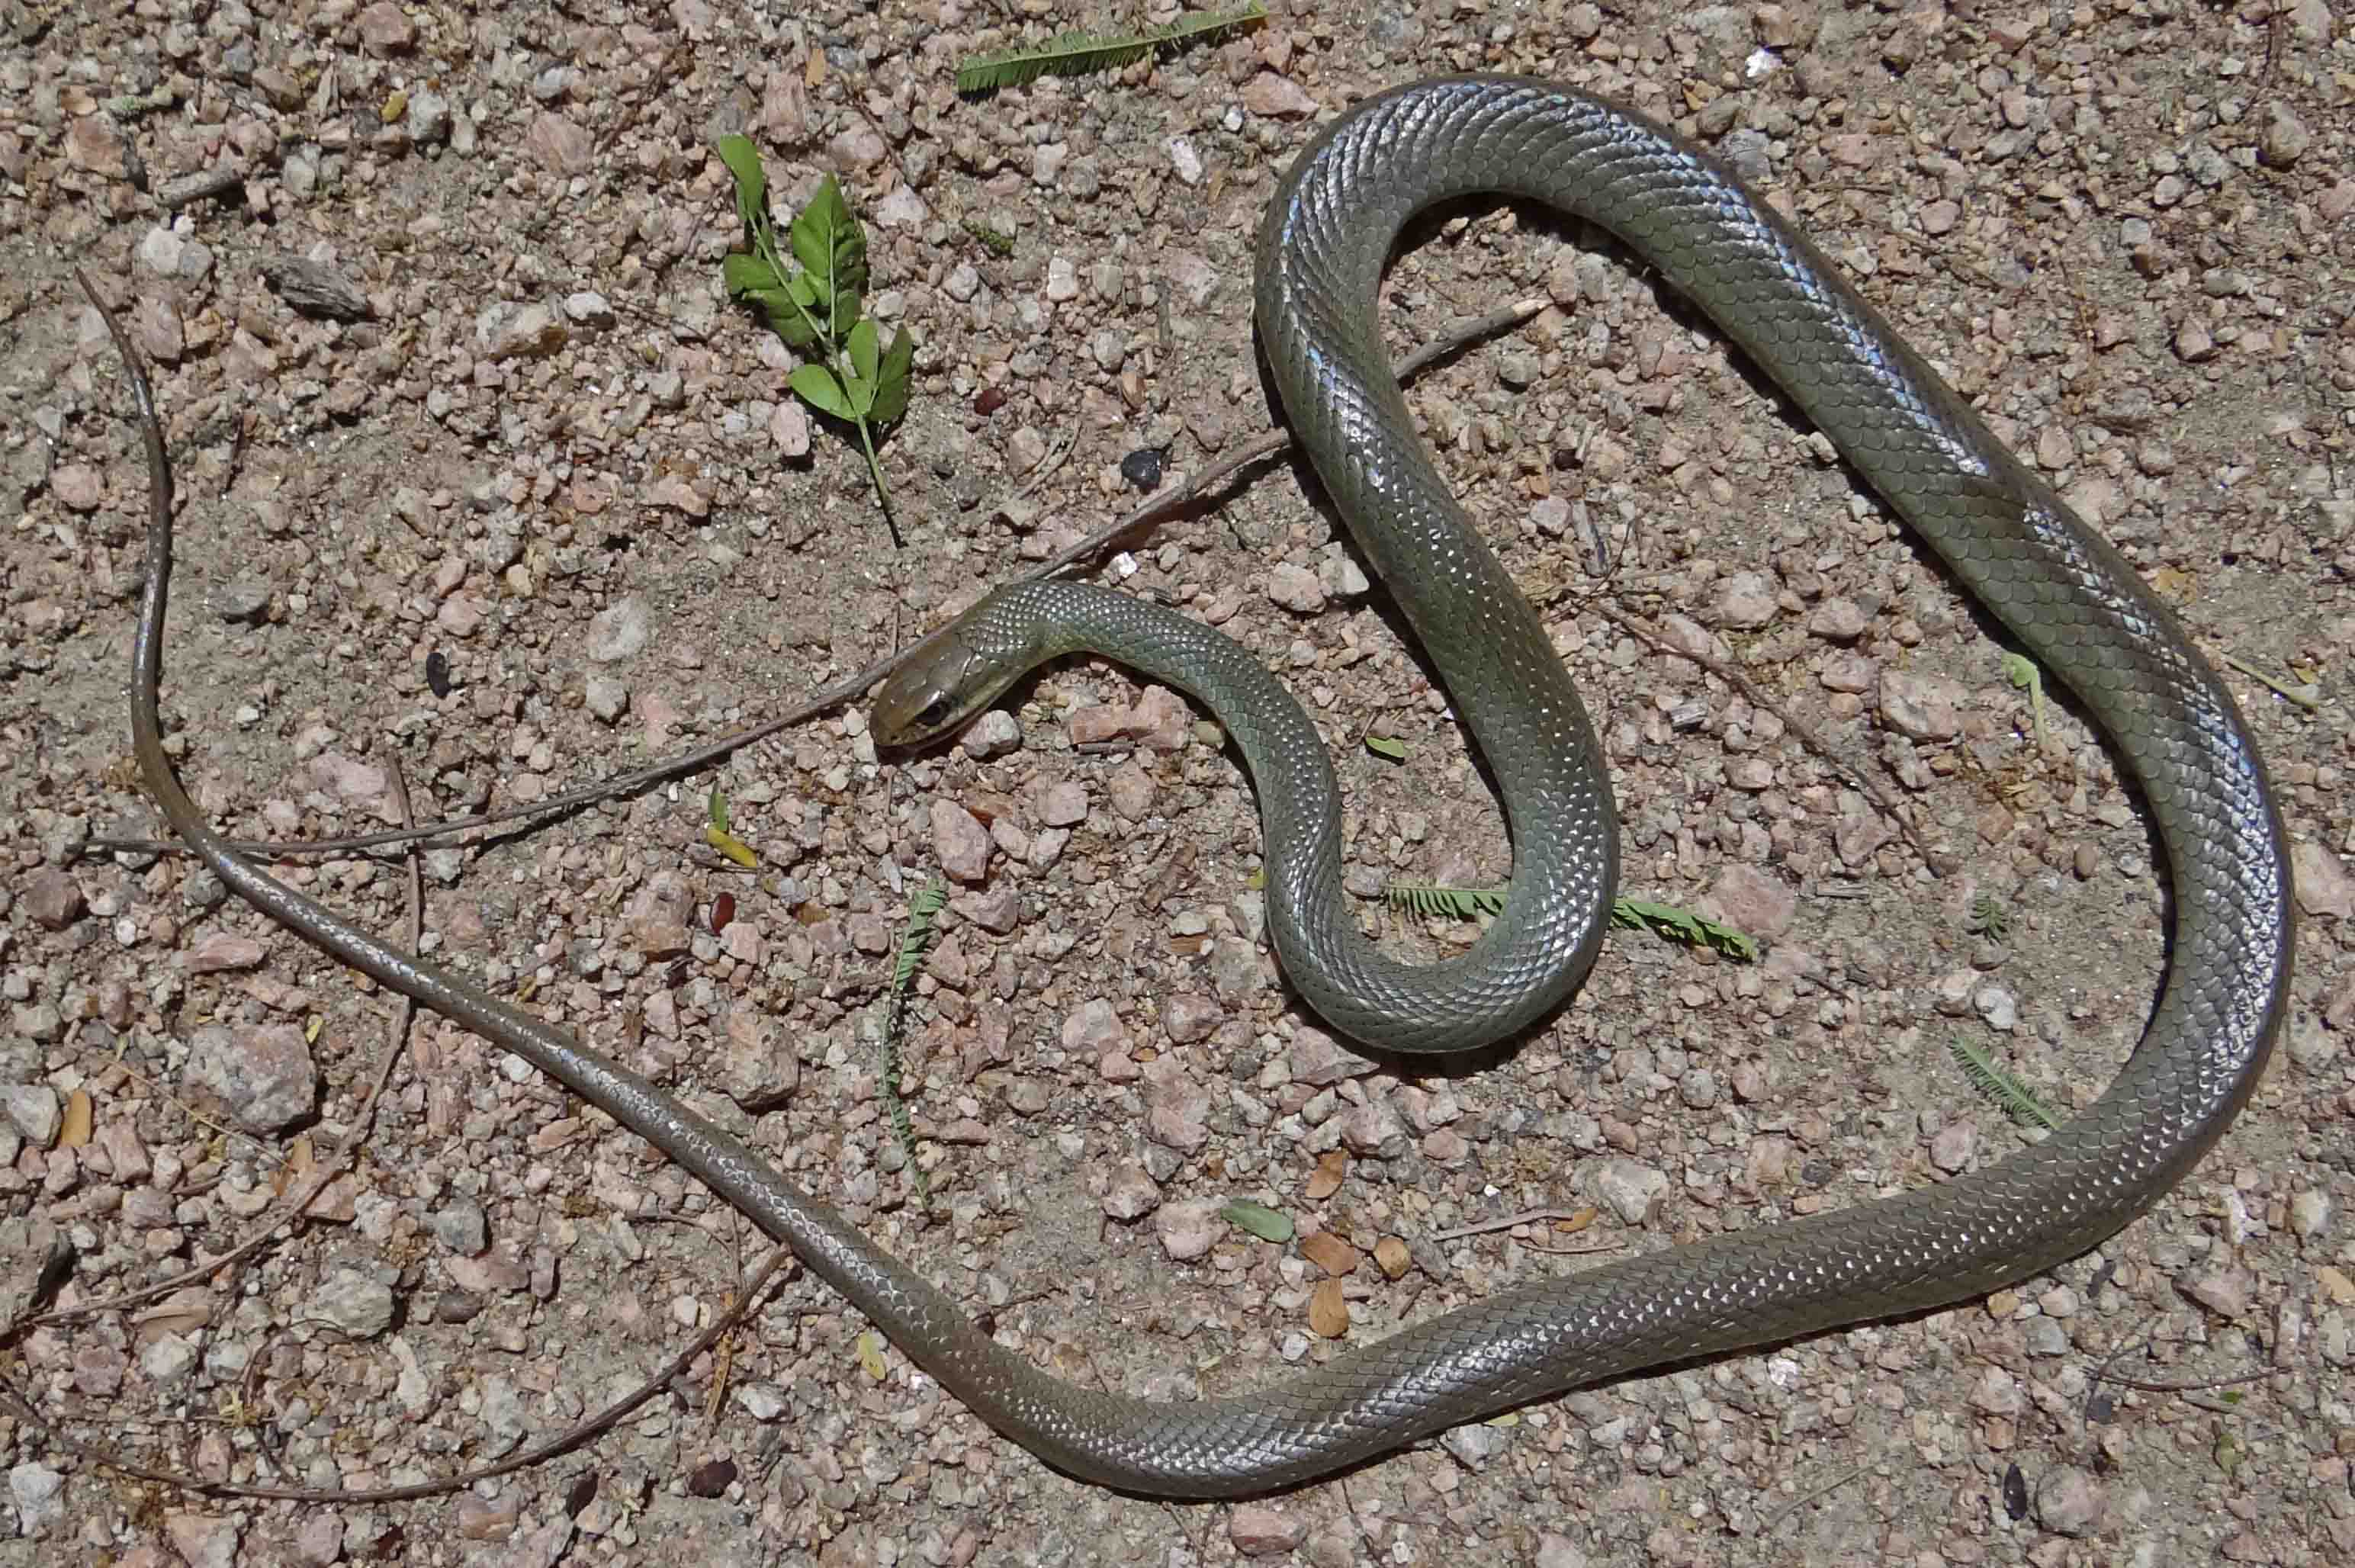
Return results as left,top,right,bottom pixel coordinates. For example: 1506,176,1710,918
124,79,2291,1497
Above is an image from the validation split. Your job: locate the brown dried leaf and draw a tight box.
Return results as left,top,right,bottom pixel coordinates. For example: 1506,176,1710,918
1373,1235,1412,1280
130,1287,214,1345
1307,1277,1349,1338
1299,1230,1360,1277
1303,1149,1347,1202
59,1090,93,1148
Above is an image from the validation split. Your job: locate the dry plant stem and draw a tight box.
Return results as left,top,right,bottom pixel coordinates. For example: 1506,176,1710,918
2,1239,793,1505
1578,597,1937,865
96,1053,284,1170
48,268,802,1505
2093,1325,2285,1396
19,757,420,1335
89,295,1544,866
1427,1205,1596,1243
1758,1465,1867,1534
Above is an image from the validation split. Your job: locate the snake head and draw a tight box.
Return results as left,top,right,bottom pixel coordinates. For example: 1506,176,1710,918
872,605,1027,750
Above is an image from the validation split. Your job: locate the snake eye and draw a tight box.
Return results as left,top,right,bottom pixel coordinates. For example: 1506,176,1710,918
916,696,956,732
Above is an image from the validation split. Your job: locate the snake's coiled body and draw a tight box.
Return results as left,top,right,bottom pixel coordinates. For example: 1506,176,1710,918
866,78,2292,1492
131,79,2291,1499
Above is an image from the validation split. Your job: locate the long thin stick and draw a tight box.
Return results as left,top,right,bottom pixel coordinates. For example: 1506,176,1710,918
89,297,1549,864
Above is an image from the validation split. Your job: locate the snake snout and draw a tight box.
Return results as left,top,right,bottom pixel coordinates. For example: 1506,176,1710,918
872,620,1023,750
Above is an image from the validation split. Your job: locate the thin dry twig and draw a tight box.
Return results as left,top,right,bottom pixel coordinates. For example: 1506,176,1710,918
2091,1329,2286,1396
45,266,803,1506
1428,1206,1598,1244
2,1239,792,1504
1574,598,1942,868
20,757,422,1334
1756,1464,1867,1534
91,295,1549,867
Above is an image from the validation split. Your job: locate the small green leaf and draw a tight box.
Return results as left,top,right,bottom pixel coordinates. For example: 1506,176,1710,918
790,365,854,420
848,319,881,386
954,5,1269,95
789,175,867,335
843,371,875,417
869,329,915,425
1364,734,1408,761
721,252,782,297
791,177,851,277
1949,1036,2061,1130
1221,1200,1294,1243
714,135,768,223
1386,883,1507,921
708,786,731,833
734,288,796,340
2003,651,2048,747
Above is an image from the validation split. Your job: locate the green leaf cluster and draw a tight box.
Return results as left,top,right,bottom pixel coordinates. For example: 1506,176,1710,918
715,137,914,538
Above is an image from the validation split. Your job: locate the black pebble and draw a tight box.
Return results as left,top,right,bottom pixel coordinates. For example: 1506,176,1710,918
1119,447,1165,490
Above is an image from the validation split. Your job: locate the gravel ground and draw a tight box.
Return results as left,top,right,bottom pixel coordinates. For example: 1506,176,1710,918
4,2,2353,1564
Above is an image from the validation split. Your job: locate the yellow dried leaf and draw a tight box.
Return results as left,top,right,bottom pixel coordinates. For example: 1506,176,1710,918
855,1329,888,1381
705,825,759,868
60,1090,93,1147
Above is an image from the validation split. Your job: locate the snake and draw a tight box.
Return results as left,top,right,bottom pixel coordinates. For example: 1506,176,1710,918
111,76,2291,1500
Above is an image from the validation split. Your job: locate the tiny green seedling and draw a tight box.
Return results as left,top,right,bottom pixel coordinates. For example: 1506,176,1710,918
705,784,757,868
1966,890,2010,940
961,219,1017,258
715,139,914,545
1949,1036,2061,1131
881,879,947,1204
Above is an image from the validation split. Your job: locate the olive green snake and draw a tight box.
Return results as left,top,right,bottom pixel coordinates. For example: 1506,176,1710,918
113,79,2291,1497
